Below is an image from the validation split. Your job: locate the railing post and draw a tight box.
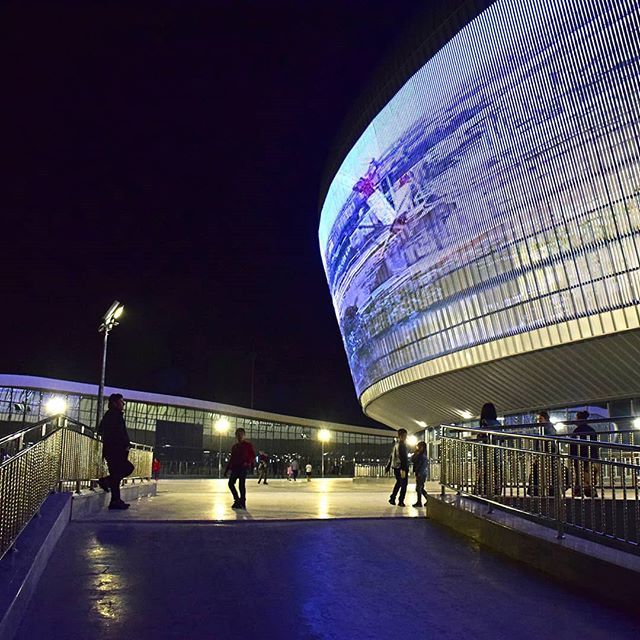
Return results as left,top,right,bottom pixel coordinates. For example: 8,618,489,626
440,437,446,497
554,449,565,539
487,434,494,513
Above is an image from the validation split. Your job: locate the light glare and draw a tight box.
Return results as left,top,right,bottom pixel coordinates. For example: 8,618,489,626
318,428,331,443
45,396,67,415
214,417,230,434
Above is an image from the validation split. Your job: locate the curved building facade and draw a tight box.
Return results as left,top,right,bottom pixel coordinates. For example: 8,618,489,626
319,0,640,428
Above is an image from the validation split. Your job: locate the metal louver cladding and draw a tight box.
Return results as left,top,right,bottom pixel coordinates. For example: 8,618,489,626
363,327,640,428
319,0,640,428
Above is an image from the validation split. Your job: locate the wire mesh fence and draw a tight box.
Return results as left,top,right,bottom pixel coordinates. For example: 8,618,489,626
0,416,152,558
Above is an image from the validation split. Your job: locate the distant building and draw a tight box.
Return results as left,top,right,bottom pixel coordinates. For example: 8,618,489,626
0,374,394,476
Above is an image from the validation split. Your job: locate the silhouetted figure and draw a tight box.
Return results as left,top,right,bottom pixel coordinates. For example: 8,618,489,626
412,441,429,507
97,393,134,510
257,451,269,485
291,458,299,481
476,402,501,497
224,428,255,509
570,410,599,497
528,411,557,496
385,428,409,506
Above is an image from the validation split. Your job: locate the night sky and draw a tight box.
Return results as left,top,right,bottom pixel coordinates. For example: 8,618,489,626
2,1,450,427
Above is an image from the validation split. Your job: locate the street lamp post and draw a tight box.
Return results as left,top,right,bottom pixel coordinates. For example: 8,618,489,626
318,428,331,478
96,300,125,429
215,417,231,478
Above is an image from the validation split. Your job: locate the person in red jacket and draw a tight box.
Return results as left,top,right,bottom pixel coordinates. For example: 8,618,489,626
224,428,255,509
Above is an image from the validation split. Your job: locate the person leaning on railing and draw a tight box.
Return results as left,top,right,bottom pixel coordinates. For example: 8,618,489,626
569,410,600,498
473,403,502,498
527,411,558,497
97,393,135,510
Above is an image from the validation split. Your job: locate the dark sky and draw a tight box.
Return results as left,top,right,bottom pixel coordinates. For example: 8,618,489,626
1,0,448,427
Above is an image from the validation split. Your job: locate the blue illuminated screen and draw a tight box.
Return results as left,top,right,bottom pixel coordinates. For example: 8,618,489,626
319,0,640,396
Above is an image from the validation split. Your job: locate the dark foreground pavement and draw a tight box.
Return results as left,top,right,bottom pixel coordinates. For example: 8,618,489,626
16,519,639,640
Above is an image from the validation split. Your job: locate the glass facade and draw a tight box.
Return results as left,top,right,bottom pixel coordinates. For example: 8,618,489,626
0,378,394,476
319,0,640,399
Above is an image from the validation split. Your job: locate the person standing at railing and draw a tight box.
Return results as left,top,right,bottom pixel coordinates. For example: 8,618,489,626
97,393,134,510
569,411,600,497
412,441,429,508
475,403,502,497
385,428,409,506
528,411,557,497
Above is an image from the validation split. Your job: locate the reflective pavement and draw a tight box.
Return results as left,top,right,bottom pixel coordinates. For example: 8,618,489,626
17,516,639,639
74,478,437,522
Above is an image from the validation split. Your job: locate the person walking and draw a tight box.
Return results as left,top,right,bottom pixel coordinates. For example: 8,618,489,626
224,428,256,509
385,428,409,506
412,441,429,507
257,451,269,485
152,457,161,481
97,393,135,510
291,458,299,481
305,462,312,481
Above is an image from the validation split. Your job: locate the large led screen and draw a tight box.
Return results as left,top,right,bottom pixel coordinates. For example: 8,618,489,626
319,0,640,397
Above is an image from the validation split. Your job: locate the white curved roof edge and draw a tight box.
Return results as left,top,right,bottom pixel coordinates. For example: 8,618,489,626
0,374,395,438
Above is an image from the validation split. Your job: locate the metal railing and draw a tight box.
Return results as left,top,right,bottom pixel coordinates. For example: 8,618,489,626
354,461,440,480
440,423,640,552
0,415,153,559
354,463,390,477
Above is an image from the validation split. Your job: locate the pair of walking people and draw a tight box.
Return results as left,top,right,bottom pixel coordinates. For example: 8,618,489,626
385,429,428,507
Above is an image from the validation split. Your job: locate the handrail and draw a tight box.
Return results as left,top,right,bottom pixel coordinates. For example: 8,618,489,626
0,416,153,559
439,426,640,553
441,416,640,430
0,414,153,464
442,424,640,452
0,416,59,446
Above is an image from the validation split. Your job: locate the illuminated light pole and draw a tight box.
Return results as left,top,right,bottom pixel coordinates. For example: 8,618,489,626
406,434,418,448
96,300,125,429
318,428,331,478
215,417,231,478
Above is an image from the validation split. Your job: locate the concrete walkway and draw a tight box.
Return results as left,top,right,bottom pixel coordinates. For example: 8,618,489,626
16,516,639,640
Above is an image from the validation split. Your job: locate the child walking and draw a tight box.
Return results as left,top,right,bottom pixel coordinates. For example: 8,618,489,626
412,441,429,508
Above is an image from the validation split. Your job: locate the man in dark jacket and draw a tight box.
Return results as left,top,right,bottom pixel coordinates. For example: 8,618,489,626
569,410,600,497
97,393,134,510
385,428,409,506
